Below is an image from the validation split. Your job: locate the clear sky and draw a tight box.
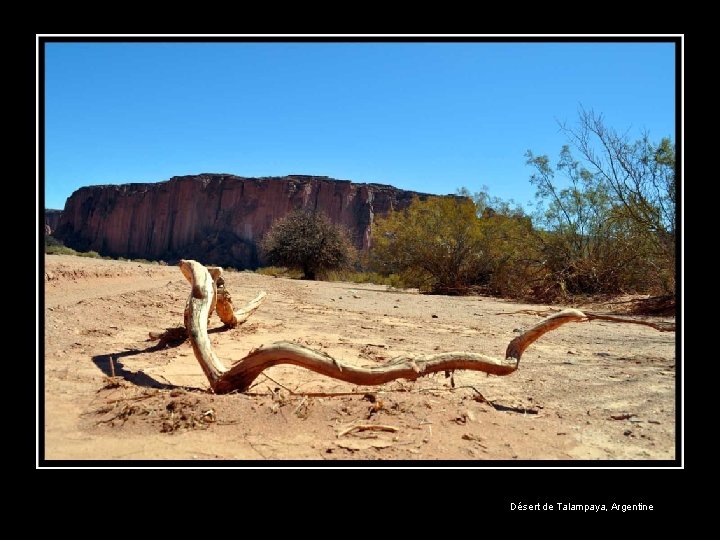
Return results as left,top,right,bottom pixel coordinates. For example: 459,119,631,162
44,40,676,210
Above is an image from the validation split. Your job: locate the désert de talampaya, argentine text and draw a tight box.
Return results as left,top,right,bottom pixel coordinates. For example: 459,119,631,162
510,503,653,512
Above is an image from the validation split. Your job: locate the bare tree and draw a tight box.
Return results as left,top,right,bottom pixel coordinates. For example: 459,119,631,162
561,107,675,265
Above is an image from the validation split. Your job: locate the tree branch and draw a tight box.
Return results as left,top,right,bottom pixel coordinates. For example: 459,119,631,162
178,260,608,394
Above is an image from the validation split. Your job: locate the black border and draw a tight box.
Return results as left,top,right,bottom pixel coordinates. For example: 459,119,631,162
37,36,682,480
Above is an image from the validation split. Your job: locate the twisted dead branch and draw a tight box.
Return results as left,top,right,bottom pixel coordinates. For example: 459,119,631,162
179,259,606,394
149,266,266,343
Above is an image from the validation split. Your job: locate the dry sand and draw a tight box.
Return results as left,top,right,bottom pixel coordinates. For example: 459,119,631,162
43,255,677,461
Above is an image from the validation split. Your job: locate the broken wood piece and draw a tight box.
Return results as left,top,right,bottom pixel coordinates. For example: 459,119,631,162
335,439,393,451
150,266,266,344
213,272,267,327
337,424,400,437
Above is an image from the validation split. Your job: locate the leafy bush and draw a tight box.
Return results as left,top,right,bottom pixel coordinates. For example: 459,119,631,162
526,109,675,297
46,245,78,256
261,210,356,280
371,195,536,295
45,235,78,256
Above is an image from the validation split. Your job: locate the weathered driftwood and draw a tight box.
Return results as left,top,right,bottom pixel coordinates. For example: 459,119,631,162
149,265,266,343
179,259,596,394
215,279,267,328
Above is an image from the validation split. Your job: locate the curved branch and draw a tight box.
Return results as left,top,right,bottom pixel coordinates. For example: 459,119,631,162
206,266,267,327
217,287,267,327
505,309,587,362
150,266,266,343
214,343,520,395
179,260,596,394
181,260,227,387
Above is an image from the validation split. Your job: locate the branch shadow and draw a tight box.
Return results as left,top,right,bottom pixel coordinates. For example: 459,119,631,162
92,343,182,390
91,325,235,391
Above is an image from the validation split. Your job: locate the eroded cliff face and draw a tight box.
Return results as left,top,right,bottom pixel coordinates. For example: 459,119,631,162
54,174,429,268
45,209,63,235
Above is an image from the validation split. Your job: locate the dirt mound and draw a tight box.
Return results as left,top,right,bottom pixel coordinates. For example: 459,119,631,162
89,386,217,434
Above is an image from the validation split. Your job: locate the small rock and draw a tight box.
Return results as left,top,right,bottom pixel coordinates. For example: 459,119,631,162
394,305,399,308
513,328,522,333
623,429,633,436
595,352,612,357
431,314,438,318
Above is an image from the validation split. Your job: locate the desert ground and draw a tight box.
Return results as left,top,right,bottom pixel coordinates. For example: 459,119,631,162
42,255,677,461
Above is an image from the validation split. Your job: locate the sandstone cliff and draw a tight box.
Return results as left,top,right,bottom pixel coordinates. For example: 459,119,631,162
54,174,432,268
45,209,63,235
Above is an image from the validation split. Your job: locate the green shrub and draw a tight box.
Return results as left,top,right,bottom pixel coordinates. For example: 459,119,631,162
255,266,304,279
321,270,411,289
261,210,356,280
46,244,78,256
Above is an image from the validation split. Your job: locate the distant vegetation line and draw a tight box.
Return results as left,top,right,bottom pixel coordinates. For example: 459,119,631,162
44,111,675,307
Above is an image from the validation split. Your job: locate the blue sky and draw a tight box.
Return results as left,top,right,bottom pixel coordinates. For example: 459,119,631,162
44,41,676,210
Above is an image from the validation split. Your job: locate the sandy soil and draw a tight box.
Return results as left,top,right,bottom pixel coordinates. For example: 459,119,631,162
42,255,677,461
